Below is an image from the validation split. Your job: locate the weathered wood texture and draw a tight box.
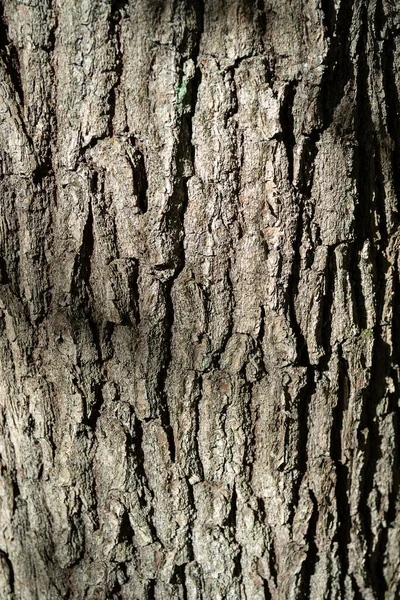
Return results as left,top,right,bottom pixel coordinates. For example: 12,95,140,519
0,0,399,598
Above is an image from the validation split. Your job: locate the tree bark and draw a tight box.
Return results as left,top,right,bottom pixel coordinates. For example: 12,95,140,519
0,0,399,598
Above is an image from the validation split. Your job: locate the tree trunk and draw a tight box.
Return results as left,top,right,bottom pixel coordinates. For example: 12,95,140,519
0,0,399,598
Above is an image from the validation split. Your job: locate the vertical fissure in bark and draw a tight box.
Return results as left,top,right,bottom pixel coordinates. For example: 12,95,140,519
194,373,205,480
295,0,354,197
42,0,59,178
147,579,156,600
349,3,374,332
354,11,396,595
358,327,390,597
118,510,135,544
286,200,308,366
263,578,273,600
156,0,204,462
215,261,235,369
184,472,196,563
130,418,158,541
255,0,267,48
175,0,204,269
157,281,177,463
127,137,148,214
330,346,351,597
364,313,397,599
267,529,278,589
108,0,128,137
0,549,15,596
291,363,316,518
320,0,336,39
319,245,335,366
381,29,400,217
381,362,400,569
0,6,24,106
297,489,319,600
319,0,354,130
350,574,364,600
227,484,242,582
279,80,297,185
172,564,188,600
295,131,320,199
354,2,382,243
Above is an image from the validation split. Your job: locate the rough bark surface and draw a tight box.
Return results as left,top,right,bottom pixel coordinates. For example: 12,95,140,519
0,0,399,598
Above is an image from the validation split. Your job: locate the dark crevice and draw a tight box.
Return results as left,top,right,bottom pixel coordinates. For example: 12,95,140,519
157,280,177,463
358,332,389,596
11,475,20,511
118,510,134,543
147,579,156,600
108,0,128,136
185,477,195,563
355,6,394,595
279,81,297,184
0,5,9,52
351,0,385,339
0,6,38,173
373,130,389,241
268,535,278,587
232,548,242,580
172,564,188,600
255,0,267,48
374,0,386,42
330,347,351,598
286,201,309,366
173,0,204,271
71,200,94,302
320,0,336,39
155,0,204,463
263,578,273,600
349,4,378,337
257,303,266,364
132,417,146,499
297,489,319,600
348,242,368,332
0,549,14,595
130,418,158,541
295,131,320,198
214,263,234,371
390,273,400,517
84,385,104,433
0,5,24,105
108,564,127,600
370,333,399,595
350,575,364,600
71,200,105,429
319,0,354,130
0,256,9,284
225,484,237,529
286,199,317,515
32,164,54,186
48,0,59,181
225,485,241,580
381,29,400,221
354,2,380,243
126,137,148,214
371,523,390,600
291,364,316,517
194,374,205,481
295,0,354,204
257,496,266,524
318,245,336,366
